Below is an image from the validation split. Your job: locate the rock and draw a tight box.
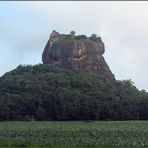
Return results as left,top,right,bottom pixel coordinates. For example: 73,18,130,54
42,31,115,82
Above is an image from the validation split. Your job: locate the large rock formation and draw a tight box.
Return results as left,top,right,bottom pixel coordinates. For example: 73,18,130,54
42,31,115,82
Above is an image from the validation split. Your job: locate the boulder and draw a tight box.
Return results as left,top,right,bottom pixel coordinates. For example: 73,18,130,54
42,31,115,82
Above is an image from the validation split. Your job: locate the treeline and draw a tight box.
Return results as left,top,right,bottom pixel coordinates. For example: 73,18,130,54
63,31,102,42
0,64,148,121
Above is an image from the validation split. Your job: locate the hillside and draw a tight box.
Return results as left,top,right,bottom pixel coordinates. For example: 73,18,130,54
0,64,148,121
0,31,148,121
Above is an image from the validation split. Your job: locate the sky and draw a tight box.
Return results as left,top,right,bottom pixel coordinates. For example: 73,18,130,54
0,1,148,91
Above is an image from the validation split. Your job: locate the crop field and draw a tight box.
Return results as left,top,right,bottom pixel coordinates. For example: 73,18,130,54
0,121,148,147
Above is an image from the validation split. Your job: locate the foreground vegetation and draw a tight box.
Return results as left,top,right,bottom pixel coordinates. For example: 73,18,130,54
0,121,148,147
0,64,148,121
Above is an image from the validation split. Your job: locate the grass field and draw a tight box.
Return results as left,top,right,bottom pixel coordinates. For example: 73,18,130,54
0,121,148,147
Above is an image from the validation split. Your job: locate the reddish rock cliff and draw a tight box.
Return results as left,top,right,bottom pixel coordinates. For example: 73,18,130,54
42,31,115,82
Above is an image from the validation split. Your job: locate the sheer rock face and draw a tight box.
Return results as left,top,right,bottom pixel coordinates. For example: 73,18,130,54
42,31,115,82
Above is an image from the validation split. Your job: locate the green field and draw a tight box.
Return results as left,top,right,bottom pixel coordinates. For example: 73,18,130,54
0,121,148,147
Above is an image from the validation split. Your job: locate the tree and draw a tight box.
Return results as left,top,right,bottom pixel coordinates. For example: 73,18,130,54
89,34,102,42
70,31,75,37
0,64,148,121
75,35,87,40
90,34,97,41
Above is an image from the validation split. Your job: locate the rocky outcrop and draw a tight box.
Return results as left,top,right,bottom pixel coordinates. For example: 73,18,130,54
42,31,115,82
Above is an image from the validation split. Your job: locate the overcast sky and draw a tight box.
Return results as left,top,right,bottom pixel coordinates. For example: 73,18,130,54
0,1,148,91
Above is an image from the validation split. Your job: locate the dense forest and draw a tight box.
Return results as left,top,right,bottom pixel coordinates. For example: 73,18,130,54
0,64,148,121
